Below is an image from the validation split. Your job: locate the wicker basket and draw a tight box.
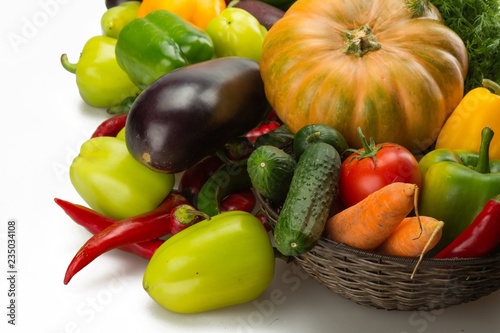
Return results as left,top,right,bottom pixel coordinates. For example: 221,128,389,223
256,191,500,311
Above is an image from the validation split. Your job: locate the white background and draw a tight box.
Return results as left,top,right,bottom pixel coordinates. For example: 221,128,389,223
1,1,499,332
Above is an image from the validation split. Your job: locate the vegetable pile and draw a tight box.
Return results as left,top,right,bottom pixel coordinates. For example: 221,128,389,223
57,0,500,315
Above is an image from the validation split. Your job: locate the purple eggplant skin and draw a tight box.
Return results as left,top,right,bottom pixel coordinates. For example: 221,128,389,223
125,57,271,174
105,0,141,9
228,0,285,30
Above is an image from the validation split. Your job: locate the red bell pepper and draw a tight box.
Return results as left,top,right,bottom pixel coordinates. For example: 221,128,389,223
435,194,500,258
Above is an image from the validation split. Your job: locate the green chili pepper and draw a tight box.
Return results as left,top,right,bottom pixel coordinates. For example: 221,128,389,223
61,36,140,108
418,127,500,254
143,210,275,313
101,1,141,38
115,10,215,90
196,162,252,217
70,136,175,220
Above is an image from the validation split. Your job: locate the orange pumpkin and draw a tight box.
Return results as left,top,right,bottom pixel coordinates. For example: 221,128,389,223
260,0,468,152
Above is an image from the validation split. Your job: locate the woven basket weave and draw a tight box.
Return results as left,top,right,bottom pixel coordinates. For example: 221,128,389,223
257,192,500,311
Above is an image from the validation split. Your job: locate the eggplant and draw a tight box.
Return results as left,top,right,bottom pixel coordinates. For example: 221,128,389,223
228,0,285,30
125,57,270,174
105,0,141,9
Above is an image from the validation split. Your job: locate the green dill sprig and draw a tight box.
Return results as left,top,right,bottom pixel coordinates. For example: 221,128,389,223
405,0,500,93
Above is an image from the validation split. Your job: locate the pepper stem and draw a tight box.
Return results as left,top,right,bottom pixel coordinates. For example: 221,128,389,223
482,79,500,95
60,53,77,74
474,127,494,174
342,25,381,57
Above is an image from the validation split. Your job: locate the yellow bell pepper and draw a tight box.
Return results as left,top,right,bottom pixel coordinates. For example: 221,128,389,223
436,79,500,159
136,0,226,30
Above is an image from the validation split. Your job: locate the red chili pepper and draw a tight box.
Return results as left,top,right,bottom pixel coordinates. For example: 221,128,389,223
54,198,163,260
220,189,256,213
178,155,223,207
435,194,500,258
63,192,187,284
245,120,281,143
90,113,128,138
169,204,210,235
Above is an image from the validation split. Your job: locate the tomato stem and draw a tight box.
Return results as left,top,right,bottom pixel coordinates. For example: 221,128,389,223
343,127,383,168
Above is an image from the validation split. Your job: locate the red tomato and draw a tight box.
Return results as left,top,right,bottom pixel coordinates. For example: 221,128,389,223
339,130,421,208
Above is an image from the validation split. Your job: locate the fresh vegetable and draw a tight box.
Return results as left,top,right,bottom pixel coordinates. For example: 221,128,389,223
101,0,141,38
169,204,209,235
339,128,421,208
197,162,252,217
376,216,444,257
413,0,500,93
217,137,255,164
254,0,295,10
125,57,270,173
70,136,175,220
435,194,500,259
205,7,267,62
90,114,128,138
54,197,164,259
419,127,500,254
63,192,188,284
220,189,256,213
61,36,140,108
178,155,223,207
253,124,294,149
106,95,137,115
245,120,281,143
435,79,500,159
143,210,275,313
274,142,341,256
106,0,141,9
247,145,296,204
293,124,349,160
228,0,285,30
325,182,419,251
115,10,215,90
259,0,468,153
137,0,226,29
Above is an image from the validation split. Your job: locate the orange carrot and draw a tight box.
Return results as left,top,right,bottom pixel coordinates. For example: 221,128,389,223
376,216,444,257
324,182,418,251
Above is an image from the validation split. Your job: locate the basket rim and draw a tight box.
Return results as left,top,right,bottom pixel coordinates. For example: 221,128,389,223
254,189,500,267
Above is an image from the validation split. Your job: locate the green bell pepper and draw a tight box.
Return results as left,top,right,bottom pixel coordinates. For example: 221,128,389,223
419,127,500,254
205,7,267,62
61,36,140,108
70,136,175,220
101,0,141,39
143,210,275,313
115,10,215,90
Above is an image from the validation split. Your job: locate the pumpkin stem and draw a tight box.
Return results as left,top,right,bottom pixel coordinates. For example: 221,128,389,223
342,25,381,57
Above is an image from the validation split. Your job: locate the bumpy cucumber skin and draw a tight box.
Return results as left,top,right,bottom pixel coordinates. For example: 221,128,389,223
274,142,341,256
247,145,296,204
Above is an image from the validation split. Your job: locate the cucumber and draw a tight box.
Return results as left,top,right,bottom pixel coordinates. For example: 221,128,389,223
247,145,296,204
274,142,341,256
293,124,349,159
